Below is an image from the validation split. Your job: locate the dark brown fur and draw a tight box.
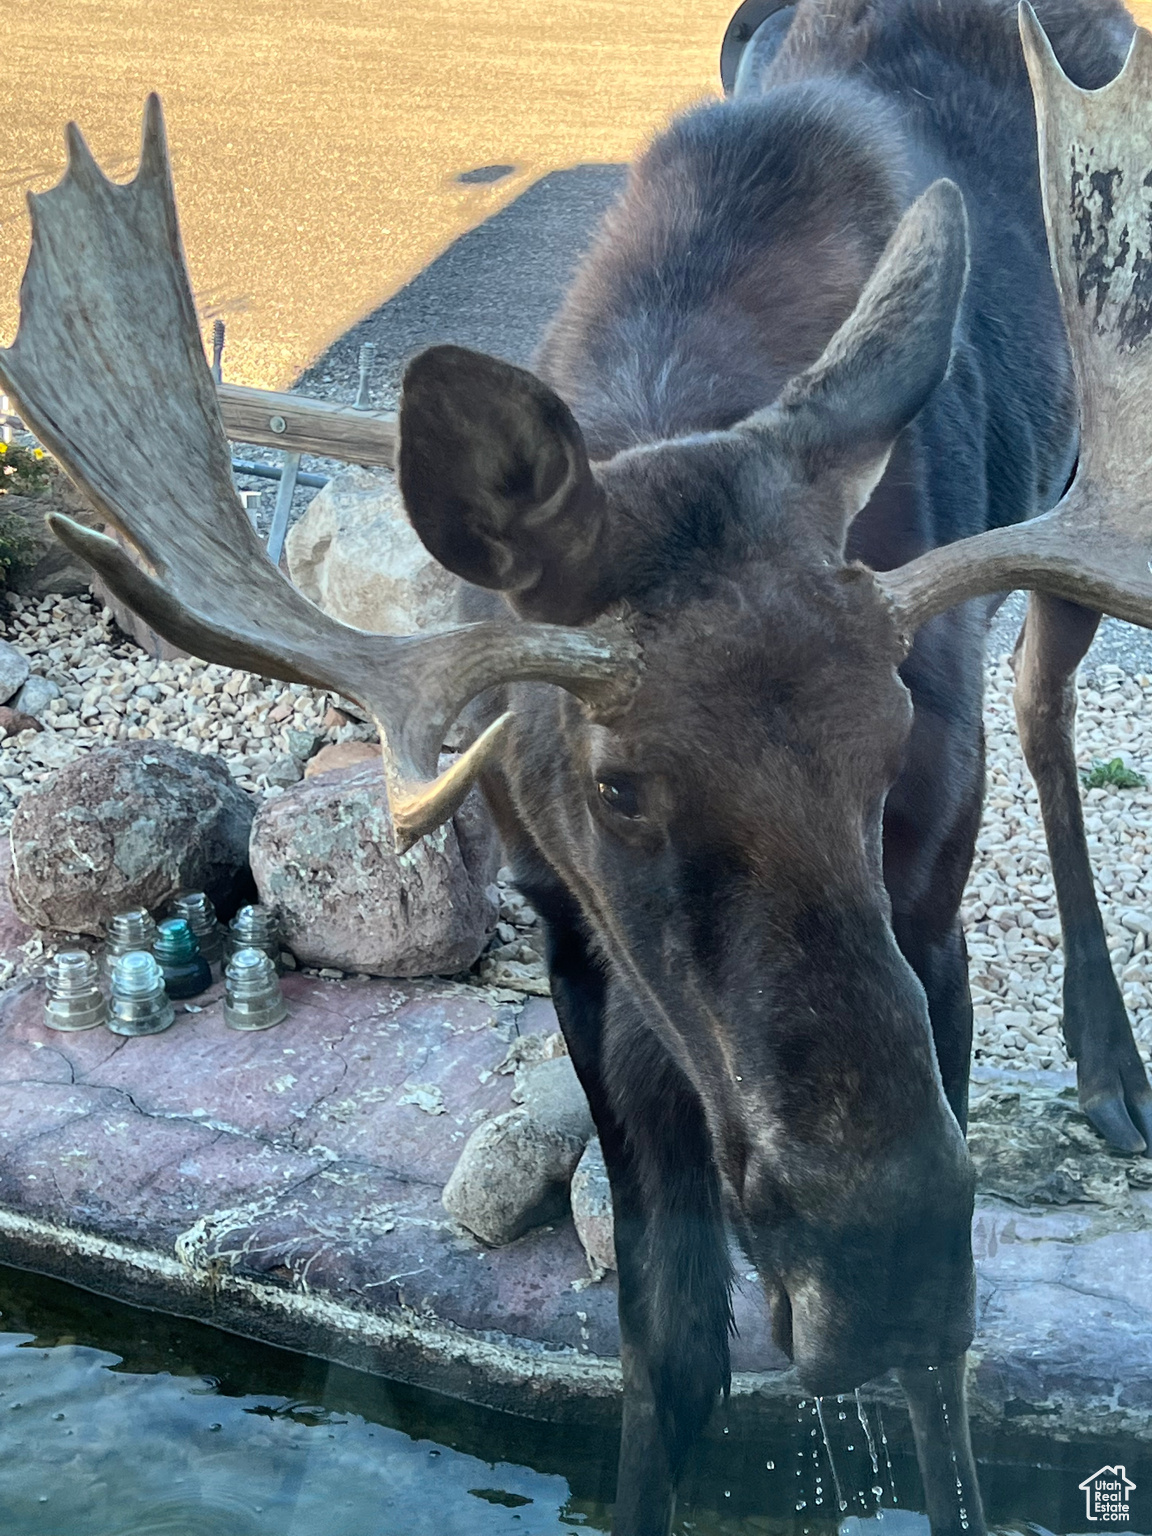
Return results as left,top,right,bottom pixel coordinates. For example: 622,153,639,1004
396,3,1149,1531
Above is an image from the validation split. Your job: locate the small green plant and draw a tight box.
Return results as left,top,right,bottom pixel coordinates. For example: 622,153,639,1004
0,441,49,587
1080,756,1147,790
0,441,50,497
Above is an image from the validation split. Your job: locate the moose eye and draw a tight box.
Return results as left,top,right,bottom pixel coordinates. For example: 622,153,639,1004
596,776,642,819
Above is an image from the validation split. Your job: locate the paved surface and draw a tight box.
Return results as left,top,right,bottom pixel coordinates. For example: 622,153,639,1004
0,0,735,392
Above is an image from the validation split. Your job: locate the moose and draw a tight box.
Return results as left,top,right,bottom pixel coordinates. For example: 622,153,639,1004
4,1,1152,1531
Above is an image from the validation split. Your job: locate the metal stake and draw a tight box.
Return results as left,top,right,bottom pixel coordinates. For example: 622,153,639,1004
266,451,300,566
353,342,376,410
211,319,226,384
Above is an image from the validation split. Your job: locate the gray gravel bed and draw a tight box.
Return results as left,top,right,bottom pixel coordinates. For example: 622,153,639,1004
1,590,1149,1074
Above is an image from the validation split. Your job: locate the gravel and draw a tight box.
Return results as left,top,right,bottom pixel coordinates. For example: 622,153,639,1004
0,592,379,807
1,588,1149,1073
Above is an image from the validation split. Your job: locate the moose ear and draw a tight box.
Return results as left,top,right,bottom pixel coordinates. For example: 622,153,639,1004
748,178,970,536
397,345,608,624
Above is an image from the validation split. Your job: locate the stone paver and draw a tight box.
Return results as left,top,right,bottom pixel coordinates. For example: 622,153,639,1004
1,885,1150,1435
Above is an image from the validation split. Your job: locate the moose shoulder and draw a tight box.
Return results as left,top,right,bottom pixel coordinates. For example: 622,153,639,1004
6,2,1152,1534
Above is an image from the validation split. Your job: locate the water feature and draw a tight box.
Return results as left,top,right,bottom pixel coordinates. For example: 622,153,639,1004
0,1264,1148,1535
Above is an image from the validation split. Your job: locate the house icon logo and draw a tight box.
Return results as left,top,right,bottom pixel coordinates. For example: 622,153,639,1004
1079,1465,1136,1521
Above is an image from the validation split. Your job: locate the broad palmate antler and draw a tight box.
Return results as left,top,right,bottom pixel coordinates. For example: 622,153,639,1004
0,96,638,851
876,4,1152,633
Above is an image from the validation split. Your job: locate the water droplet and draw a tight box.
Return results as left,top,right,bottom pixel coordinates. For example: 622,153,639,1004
52,1412,65,1421
872,1485,885,1498
209,1422,222,1432
766,1460,775,1470
795,1501,807,1511
724,1490,731,1498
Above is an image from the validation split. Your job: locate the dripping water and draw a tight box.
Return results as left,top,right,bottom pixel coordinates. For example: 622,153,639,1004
932,1365,970,1532
815,1396,848,1512
875,1403,898,1507
854,1388,886,1518
795,1398,809,1512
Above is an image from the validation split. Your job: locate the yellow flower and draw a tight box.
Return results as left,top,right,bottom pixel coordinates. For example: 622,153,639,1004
33,448,44,459
0,443,7,454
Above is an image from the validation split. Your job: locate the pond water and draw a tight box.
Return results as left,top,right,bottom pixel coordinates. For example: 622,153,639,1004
0,1264,1148,1536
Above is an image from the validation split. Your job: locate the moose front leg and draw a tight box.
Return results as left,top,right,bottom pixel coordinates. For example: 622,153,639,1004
897,1359,987,1536
601,1007,734,1536
527,878,732,1534
1012,591,1152,1153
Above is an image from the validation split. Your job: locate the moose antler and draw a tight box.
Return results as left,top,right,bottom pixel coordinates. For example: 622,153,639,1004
0,96,638,851
877,5,1152,636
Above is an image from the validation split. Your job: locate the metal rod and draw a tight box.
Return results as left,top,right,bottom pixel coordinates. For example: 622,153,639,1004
211,319,226,384
231,457,327,489
266,451,300,566
353,341,377,410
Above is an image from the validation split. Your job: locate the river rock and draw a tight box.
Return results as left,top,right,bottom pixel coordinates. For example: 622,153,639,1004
8,740,256,935
510,1055,595,1142
0,706,41,738
0,639,29,704
442,1110,586,1246
571,1137,616,1279
12,675,60,719
443,1054,595,1246
248,757,499,976
285,465,460,633
304,739,379,778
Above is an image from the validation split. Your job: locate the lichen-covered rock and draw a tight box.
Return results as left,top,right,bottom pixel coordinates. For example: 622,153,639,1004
8,740,255,936
286,465,460,633
442,1109,585,1247
249,758,499,976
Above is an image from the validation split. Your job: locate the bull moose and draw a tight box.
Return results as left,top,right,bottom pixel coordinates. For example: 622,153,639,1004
3,1,1152,1532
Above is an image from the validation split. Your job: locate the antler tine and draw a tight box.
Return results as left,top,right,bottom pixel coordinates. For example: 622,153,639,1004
876,7,1152,638
0,95,638,851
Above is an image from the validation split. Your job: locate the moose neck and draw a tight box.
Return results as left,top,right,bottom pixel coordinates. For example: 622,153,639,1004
537,80,917,459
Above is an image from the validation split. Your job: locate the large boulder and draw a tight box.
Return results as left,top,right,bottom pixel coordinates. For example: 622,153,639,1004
248,757,499,976
8,740,255,936
285,465,460,633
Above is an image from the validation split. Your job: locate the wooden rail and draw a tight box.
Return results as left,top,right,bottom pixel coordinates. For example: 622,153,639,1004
216,382,397,468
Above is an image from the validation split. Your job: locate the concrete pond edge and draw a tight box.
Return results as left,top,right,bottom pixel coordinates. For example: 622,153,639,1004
4,1203,1152,1453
